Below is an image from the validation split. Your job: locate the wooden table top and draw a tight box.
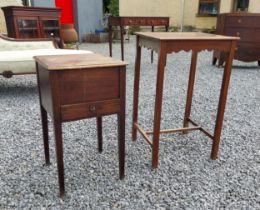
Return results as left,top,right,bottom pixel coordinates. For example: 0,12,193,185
34,53,127,70
135,32,240,41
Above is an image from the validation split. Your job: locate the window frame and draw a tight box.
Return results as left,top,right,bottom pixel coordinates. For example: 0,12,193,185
232,0,249,12
21,0,31,6
197,0,221,17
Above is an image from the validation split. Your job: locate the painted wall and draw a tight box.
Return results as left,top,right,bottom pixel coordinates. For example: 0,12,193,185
248,0,260,12
0,0,22,33
55,0,74,24
29,0,103,42
120,0,260,30
120,0,180,27
219,0,233,13
31,0,55,7
74,0,103,42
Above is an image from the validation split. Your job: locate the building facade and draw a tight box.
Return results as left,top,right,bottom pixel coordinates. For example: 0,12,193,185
120,0,260,31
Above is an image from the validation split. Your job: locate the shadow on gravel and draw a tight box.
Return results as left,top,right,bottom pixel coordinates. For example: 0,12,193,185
232,65,260,70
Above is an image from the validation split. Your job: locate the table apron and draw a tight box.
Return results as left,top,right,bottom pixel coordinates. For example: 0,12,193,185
138,38,235,54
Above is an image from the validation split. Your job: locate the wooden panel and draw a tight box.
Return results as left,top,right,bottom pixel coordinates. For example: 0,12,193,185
236,42,260,61
225,16,260,28
61,99,121,121
122,17,169,26
225,28,260,42
108,16,169,27
37,65,54,117
58,67,120,105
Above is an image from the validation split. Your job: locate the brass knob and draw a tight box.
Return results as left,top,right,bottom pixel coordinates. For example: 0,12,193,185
89,105,96,112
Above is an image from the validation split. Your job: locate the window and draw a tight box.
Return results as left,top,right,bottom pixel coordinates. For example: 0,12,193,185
198,0,220,16
233,0,249,12
22,0,30,6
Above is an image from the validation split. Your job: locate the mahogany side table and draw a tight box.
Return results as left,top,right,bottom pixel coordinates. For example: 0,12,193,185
34,53,127,197
132,32,239,168
108,16,169,61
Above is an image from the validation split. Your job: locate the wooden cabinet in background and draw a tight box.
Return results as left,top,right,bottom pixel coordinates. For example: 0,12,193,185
213,13,260,66
2,6,61,39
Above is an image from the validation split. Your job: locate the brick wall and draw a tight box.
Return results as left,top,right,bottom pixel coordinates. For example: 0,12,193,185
0,0,22,33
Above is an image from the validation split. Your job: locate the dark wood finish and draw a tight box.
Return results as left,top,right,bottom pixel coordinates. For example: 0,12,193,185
108,16,169,60
35,53,127,197
132,32,238,168
183,51,198,133
213,13,260,66
2,6,61,39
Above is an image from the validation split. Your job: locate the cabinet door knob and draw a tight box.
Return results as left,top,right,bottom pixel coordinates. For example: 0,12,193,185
238,19,242,23
89,105,96,112
236,32,240,36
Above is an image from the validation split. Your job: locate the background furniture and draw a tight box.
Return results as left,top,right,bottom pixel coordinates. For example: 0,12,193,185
133,32,238,168
0,34,91,78
213,13,260,66
108,16,169,61
2,6,61,39
35,53,127,197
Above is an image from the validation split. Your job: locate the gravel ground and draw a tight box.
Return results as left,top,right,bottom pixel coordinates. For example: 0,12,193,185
0,36,259,209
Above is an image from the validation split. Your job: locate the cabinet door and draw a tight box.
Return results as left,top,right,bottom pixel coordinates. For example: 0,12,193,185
16,17,40,38
40,18,60,38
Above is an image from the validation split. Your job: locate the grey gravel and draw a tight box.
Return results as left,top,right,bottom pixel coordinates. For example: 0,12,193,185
0,36,259,209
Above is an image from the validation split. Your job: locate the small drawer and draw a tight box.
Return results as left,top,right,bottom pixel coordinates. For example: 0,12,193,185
61,99,121,121
226,17,260,28
225,28,260,42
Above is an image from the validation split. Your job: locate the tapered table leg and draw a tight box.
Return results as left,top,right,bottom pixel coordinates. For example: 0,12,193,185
211,41,236,159
97,117,103,153
109,25,113,57
53,120,65,197
120,26,124,60
40,106,50,165
152,50,167,168
183,51,198,131
117,113,125,179
132,36,142,141
151,26,154,63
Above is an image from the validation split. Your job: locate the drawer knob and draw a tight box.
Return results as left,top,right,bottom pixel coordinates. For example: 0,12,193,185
89,105,96,112
236,32,240,36
238,19,242,23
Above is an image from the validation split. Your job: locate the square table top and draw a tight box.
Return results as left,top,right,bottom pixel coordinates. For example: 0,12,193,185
135,32,239,41
34,53,127,70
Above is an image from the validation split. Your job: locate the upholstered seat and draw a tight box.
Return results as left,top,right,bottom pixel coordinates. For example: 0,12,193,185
0,34,92,78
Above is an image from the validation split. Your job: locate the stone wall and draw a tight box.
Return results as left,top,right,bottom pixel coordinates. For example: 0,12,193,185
0,0,22,33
